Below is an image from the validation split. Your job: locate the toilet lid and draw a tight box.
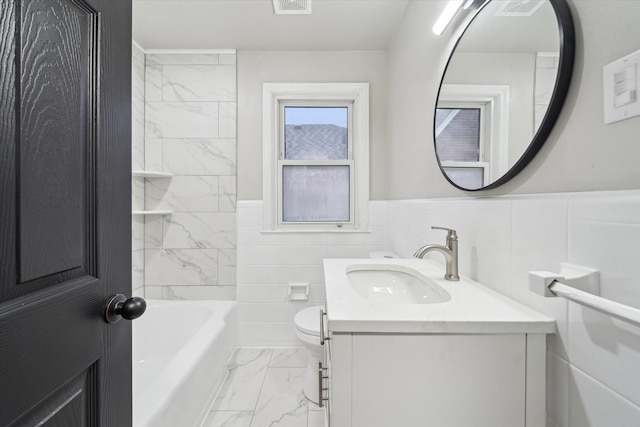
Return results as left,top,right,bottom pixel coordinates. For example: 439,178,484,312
294,306,324,336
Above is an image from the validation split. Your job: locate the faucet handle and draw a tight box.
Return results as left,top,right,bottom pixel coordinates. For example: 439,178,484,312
431,226,458,240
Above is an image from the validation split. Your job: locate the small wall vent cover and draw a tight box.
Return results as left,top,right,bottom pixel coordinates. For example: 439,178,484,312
273,0,312,15
494,0,546,17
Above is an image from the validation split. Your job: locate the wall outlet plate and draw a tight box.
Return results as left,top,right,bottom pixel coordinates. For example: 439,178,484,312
604,48,640,124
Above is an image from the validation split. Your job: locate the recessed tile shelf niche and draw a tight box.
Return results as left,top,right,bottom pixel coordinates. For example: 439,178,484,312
132,170,174,215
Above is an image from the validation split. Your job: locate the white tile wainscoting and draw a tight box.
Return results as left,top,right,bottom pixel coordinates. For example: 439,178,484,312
237,191,640,426
236,201,387,347
386,190,640,427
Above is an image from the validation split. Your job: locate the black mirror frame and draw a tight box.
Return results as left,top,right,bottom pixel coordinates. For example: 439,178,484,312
434,0,576,191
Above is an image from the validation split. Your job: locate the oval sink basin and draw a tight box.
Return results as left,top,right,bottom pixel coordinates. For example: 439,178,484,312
346,264,451,304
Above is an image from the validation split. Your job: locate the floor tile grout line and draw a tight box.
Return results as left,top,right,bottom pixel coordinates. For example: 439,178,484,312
207,347,324,427
248,349,274,426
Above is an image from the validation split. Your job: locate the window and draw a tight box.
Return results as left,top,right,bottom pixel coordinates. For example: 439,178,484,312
263,84,369,231
435,104,489,189
281,104,351,223
436,84,509,189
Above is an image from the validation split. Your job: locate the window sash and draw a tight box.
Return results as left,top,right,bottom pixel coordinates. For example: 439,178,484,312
276,100,355,228
441,160,490,186
436,84,510,182
279,100,353,161
262,83,369,232
277,160,355,227
436,102,488,163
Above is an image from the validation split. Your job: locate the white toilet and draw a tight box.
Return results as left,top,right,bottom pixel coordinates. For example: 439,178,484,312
294,305,325,404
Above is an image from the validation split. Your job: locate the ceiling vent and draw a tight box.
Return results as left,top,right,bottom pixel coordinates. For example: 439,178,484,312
493,0,546,17
272,0,312,15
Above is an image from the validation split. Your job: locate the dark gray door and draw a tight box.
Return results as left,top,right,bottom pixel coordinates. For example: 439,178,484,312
0,0,133,425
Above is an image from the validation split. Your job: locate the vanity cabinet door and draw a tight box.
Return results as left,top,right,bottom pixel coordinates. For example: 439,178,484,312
328,333,353,427
350,334,527,427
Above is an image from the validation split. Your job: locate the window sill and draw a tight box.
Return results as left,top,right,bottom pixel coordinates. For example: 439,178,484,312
260,228,372,234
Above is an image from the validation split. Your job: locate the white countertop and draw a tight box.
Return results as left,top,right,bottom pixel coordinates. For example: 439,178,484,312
323,258,555,334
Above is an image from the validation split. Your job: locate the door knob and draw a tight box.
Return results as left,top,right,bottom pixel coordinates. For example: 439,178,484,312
104,294,147,324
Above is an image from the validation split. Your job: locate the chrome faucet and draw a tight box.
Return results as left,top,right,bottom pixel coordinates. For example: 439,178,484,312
414,226,459,281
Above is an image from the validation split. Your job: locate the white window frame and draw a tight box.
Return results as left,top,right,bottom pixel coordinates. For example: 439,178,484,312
262,83,369,232
436,102,490,185
437,84,509,183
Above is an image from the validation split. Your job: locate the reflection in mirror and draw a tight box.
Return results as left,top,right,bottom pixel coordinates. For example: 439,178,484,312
436,107,485,188
435,0,574,191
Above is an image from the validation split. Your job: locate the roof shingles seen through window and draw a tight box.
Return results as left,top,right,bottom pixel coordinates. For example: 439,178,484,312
284,124,347,160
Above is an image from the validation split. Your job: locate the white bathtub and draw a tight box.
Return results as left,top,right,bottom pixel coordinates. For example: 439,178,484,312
133,300,237,427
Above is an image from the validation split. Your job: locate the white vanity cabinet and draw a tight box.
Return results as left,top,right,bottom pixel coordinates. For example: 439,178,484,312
326,331,546,427
322,259,553,427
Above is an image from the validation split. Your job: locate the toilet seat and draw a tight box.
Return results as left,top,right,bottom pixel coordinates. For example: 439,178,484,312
294,306,323,337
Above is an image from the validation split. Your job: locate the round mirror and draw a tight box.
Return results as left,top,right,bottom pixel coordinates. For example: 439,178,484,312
435,0,575,191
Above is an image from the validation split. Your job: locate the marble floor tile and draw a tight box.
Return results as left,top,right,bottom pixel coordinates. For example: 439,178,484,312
269,348,309,368
307,400,323,412
307,410,325,427
212,349,272,410
250,368,308,427
209,348,325,427
203,410,253,427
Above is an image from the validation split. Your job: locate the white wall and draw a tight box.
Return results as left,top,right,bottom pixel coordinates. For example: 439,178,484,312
384,1,640,425
234,50,389,345
236,201,387,346
387,0,640,198
236,50,388,200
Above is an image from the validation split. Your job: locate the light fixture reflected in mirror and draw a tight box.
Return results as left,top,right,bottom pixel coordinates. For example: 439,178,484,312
433,1,464,35
433,0,488,36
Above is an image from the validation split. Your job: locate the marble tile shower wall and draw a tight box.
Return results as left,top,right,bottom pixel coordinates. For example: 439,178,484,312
142,52,237,300
386,190,640,427
236,201,387,347
132,44,145,296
